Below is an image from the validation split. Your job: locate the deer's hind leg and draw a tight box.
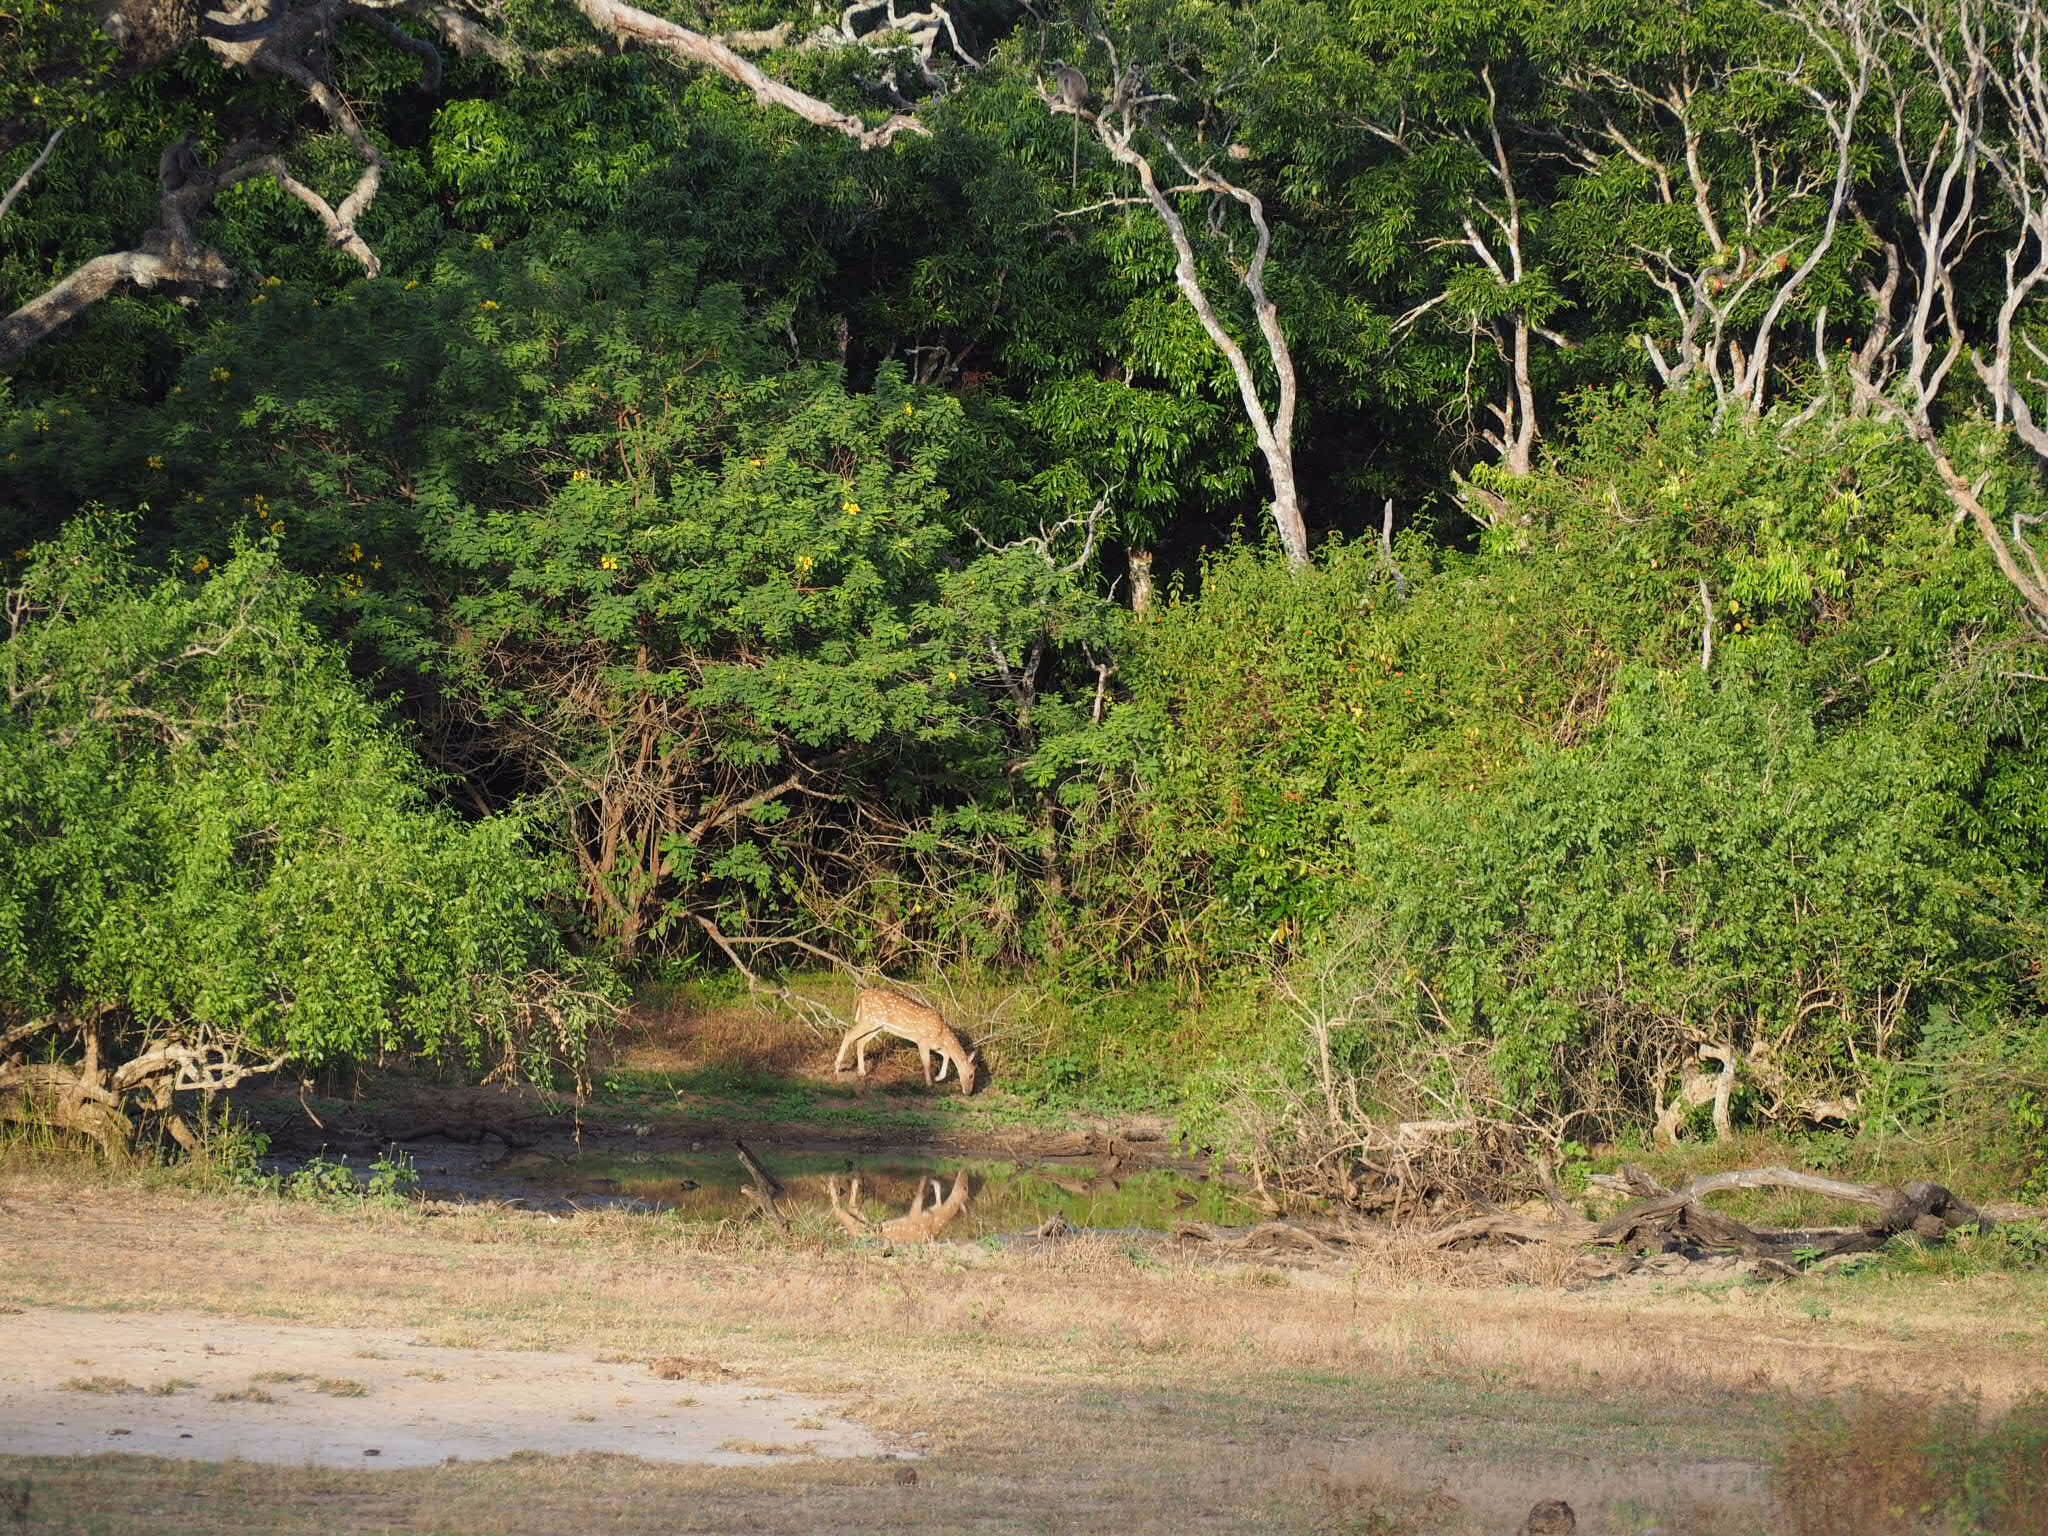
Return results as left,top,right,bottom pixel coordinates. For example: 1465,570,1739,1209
827,1175,872,1237
836,1024,882,1075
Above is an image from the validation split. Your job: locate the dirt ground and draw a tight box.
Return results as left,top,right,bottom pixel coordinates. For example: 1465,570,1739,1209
2,1163,2045,1534
0,1308,897,1469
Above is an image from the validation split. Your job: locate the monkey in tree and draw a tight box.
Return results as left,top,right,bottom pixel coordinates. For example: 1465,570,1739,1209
1051,60,1089,109
158,133,209,192
1051,60,1088,184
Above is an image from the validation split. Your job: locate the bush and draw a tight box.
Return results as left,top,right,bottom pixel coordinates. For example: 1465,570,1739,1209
1075,392,2048,1149
0,524,614,1152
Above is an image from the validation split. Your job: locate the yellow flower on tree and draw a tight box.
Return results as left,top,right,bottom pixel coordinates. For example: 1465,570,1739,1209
191,556,211,574
600,555,620,571
146,455,164,470
843,500,860,515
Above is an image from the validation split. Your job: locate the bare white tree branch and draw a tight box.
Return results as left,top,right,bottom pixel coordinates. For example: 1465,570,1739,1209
1809,0,2048,629
569,0,928,148
1045,56,1309,565
0,129,65,225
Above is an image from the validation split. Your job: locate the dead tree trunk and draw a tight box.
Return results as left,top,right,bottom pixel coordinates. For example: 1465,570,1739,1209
0,1016,283,1157
1045,53,1309,566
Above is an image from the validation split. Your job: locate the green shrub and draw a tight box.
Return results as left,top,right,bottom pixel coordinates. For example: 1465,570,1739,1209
0,524,614,1150
1076,393,2048,1144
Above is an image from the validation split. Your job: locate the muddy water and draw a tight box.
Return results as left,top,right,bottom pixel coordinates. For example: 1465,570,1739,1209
387,1142,1250,1239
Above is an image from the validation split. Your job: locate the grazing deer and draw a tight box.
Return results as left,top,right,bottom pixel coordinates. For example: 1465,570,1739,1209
834,988,978,1094
828,1170,973,1243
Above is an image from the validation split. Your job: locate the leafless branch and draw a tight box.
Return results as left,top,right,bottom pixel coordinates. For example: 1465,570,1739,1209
3,0,942,363
1044,51,1308,564
0,128,64,225
1812,0,2048,629
570,0,927,148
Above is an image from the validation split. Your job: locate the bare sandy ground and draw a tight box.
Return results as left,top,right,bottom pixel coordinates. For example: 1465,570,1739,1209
0,1308,904,1469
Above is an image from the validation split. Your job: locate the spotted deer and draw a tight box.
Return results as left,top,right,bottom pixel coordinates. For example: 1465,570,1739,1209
828,1170,973,1243
833,987,979,1094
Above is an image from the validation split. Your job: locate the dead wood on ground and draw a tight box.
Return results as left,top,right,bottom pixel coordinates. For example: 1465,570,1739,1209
1176,1165,2044,1282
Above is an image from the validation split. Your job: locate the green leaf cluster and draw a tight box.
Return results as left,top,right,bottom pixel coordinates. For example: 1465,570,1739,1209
0,524,604,1078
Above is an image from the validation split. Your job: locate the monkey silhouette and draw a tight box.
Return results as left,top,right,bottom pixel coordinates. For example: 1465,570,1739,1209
1051,61,1089,186
1051,61,1089,109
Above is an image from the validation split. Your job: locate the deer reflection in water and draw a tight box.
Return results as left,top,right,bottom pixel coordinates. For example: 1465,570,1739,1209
828,1169,973,1243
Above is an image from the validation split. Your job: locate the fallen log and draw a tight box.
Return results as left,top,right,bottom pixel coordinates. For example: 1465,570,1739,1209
1434,1165,2032,1271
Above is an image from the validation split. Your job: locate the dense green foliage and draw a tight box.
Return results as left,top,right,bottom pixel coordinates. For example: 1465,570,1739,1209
0,526,605,1095
2,0,2045,1176
1098,399,2046,1155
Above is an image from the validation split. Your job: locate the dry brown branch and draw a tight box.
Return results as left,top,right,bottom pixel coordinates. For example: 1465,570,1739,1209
691,915,856,1041
0,129,64,225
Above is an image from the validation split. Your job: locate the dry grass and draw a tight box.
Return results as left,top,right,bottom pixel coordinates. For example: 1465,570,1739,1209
1774,1392,2048,1535
609,991,825,1077
61,1375,138,1395
3,1161,2045,1534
